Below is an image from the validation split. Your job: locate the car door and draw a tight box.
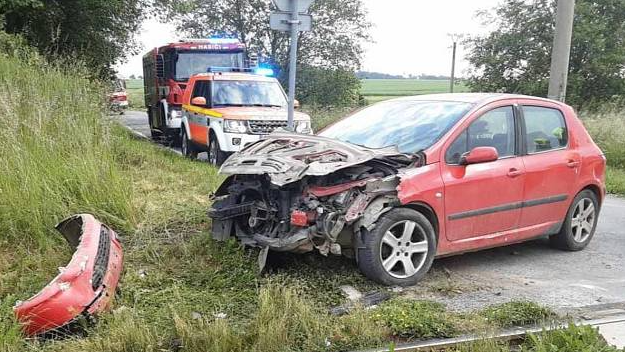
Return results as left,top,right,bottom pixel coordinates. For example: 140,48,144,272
187,81,211,145
441,104,525,242
518,102,579,229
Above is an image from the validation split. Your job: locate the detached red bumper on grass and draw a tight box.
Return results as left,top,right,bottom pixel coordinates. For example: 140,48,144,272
13,214,123,337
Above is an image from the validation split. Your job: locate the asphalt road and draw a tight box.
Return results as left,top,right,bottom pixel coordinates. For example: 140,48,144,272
118,110,625,312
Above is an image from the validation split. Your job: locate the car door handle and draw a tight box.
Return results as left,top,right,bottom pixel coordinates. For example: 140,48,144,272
507,168,524,177
567,159,581,168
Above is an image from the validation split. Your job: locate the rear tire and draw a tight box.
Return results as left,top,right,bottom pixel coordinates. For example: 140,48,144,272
550,190,599,251
181,128,198,159
208,134,228,166
356,208,436,286
148,108,160,140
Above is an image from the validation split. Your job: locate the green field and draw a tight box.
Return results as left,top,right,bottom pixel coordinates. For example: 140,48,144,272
361,79,469,104
125,78,144,109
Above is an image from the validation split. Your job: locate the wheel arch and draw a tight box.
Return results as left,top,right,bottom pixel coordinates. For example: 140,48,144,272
400,201,440,242
180,113,192,139
208,119,227,148
579,183,603,206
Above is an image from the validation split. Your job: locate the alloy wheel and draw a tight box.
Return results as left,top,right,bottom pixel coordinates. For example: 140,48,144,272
571,198,595,243
379,220,429,279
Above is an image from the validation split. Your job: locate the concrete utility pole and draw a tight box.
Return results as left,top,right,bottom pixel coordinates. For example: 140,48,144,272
287,0,300,130
547,0,576,102
448,34,462,94
450,41,457,93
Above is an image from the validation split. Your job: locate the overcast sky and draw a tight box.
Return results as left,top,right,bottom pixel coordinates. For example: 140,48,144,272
116,0,502,78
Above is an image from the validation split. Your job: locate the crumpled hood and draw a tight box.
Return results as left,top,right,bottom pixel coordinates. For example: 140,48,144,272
219,132,411,186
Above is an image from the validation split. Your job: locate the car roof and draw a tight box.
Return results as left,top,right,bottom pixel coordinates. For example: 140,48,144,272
389,93,566,106
191,72,276,82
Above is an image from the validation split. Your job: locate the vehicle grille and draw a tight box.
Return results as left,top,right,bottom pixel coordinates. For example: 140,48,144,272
247,120,288,135
92,225,111,290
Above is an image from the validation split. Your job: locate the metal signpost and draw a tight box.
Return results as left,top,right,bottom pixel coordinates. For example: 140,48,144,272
271,0,313,130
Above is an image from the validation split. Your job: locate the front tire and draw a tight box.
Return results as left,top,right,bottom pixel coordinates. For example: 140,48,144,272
208,134,228,166
550,190,599,251
356,208,436,286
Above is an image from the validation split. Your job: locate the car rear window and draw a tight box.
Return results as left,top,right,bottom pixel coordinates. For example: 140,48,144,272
523,106,567,153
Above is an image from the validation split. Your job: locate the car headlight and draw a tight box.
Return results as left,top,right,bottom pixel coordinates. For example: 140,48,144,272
223,120,248,133
169,109,182,119
295,120,311,133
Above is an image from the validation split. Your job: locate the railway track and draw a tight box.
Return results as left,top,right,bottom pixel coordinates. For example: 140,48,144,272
356,314,625,352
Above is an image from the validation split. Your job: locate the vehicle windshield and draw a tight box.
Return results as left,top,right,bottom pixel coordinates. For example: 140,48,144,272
175,52,244,80
319,100,472,153
212,80,287,107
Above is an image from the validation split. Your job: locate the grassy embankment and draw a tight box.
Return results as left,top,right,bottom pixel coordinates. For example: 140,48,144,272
1,56,623,352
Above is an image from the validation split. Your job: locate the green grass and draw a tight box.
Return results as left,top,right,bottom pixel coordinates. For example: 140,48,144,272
479,301,555,328
371,299,458,339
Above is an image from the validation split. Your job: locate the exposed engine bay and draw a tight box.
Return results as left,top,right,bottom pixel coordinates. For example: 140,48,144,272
209,133,423,257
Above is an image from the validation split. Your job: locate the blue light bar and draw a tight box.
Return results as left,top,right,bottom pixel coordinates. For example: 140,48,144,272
253,67,275,77
206,37,240,44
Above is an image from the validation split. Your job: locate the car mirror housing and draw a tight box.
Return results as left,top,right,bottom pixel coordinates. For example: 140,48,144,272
191,96,207,106
460,146,499,165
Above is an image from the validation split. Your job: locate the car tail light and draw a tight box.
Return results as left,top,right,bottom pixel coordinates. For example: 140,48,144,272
290,210,308,227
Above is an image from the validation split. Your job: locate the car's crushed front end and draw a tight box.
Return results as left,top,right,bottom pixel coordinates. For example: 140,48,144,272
208,132,422,257
14,214,123,337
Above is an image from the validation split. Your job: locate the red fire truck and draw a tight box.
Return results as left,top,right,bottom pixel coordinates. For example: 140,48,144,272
142,38,253,144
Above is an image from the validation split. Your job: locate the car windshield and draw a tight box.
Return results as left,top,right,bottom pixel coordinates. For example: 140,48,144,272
175,52,244,80
319,100,472,153
212,80,287,107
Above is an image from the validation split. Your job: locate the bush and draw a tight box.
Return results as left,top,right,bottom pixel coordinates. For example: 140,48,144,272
371,299,457,339
294,65,362,107
580,109,625,169
480,301,554,328
0,31,40,64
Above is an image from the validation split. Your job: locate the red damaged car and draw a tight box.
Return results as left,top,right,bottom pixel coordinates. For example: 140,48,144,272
209,94,606,286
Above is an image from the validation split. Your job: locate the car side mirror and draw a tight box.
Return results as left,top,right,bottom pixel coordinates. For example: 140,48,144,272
460,146,499,165
294,99,300,109
191,96,207,106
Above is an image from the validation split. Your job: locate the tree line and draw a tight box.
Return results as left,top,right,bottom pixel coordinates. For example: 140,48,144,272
1,0,623,108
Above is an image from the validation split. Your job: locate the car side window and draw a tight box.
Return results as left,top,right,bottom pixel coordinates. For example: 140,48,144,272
191,81,211,105
445,106,516,164
522,106,567,153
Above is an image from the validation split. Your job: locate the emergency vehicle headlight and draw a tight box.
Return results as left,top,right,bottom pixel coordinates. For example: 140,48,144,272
224,120,248,133
295,121,311,134
170,109,182,119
